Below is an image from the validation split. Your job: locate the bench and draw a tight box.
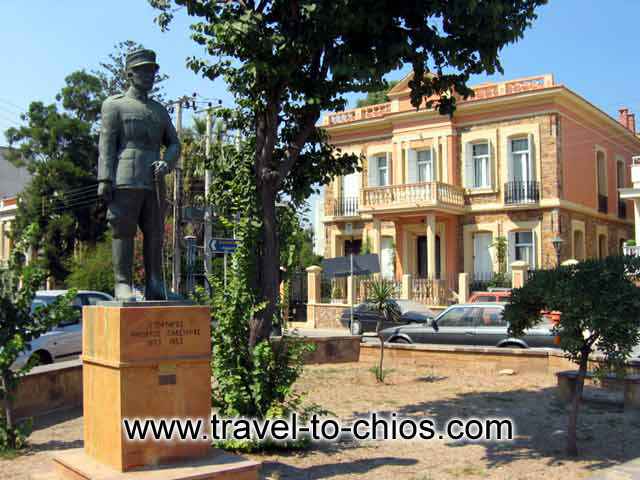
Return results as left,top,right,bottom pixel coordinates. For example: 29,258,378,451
556,370,640,409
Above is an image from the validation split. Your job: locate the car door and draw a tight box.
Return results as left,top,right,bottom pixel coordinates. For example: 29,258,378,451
474,306,507,346
50,295,83,362
418,306,479,345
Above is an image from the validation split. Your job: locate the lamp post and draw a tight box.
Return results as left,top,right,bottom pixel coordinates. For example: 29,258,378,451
551,236,564,267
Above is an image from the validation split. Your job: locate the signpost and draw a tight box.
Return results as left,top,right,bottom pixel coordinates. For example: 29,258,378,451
208,238,238,286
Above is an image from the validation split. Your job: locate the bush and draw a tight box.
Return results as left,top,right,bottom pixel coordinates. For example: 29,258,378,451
66,238,114,296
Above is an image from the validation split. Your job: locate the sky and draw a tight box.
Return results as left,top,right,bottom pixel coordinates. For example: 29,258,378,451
1,1,639,228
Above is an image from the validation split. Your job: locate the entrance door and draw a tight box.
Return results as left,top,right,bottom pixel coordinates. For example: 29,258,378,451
380,236,394,280
344,239,362,256
416,235,441,279
473,232,492,280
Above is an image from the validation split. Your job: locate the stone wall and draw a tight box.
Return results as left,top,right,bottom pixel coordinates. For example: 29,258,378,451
307,302,350,330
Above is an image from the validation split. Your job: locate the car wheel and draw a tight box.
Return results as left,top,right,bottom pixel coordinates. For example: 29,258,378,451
350,320,362,336
29,350,53,367
390,337,410,344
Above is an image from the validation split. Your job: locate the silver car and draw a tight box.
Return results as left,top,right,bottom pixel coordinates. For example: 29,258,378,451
381,302,558,349
11,290,113,370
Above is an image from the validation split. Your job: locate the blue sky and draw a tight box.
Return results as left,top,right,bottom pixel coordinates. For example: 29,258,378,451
1,1,639,226
1,0,639,137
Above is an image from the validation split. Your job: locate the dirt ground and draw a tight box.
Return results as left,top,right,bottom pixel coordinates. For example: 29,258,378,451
2,362,639,480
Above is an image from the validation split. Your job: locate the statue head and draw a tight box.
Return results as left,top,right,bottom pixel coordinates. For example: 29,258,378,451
125,49,159,93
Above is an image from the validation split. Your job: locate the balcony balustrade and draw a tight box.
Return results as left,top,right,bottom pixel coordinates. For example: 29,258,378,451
325,196,359,218
361,181,465,212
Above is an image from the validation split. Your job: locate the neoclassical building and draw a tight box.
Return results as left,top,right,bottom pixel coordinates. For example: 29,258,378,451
320,73,639,299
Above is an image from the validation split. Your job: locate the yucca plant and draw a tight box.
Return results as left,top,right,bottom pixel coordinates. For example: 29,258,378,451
365,279,401,382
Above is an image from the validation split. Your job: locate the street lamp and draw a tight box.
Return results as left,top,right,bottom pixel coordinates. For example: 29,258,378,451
551,236,564,266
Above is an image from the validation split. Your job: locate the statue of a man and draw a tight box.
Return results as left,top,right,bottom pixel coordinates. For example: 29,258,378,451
97,49,180,301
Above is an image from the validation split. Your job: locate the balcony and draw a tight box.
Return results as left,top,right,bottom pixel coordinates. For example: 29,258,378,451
361,181,465,213
504,181,540,205
618,199,627,219
325,196,359,218
598,194,608,214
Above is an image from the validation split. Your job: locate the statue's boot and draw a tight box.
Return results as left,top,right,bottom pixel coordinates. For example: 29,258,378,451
144,230,167,300
113,237,136,301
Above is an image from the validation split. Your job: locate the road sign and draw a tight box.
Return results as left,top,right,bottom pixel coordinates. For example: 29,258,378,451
208,237,238,253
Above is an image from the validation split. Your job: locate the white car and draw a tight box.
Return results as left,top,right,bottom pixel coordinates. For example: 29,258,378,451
11,290,113,370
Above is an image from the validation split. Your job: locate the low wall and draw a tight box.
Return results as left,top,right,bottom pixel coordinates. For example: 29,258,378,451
360,343,640,375
307,303,349,330
303,336,361,364
9,359,83,419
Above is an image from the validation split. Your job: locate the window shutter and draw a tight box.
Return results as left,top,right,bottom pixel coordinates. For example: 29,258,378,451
368,156,378,187
488,141,495,189
506,138,514,182
407,149,417,183
528,133,536,181
531,230,537,269
386,152,392,185
464,143,473,188
507,231,516,271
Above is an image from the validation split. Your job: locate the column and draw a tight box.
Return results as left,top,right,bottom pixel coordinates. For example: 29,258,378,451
511,261,529,289
372,218,382,255
426,214,436,278
458,272,469,303
635,199,640,245
401,274,412,300
306,265,322,304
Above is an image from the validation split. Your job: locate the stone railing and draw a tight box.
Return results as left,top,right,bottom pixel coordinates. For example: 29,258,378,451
361,181,464,210
411,276,457,306
324,196,359,217
325,102,392,126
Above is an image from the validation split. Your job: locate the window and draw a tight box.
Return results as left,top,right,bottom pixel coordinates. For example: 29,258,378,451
480,307,506,327
514,231,534,266
471,142,490,188
511,137,531,182
377,155,388,186
596,151,607,196
417,150,433,182
437,307,479,327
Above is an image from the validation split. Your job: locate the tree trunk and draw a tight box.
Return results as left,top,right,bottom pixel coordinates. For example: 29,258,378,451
567,352,589,457
249,182,279,348
1,373,16,449
378,333,385,383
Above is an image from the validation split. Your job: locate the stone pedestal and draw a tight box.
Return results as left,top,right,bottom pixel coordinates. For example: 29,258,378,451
45,302,260,480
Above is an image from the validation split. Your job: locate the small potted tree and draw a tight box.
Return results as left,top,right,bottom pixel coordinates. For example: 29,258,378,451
331,282,346,304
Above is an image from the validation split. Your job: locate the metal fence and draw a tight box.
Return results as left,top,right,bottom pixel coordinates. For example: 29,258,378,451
412,273,458,305
470,271,511,292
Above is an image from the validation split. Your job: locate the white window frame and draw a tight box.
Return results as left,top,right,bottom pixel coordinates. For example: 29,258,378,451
513,230,534,265
510,137,532,183
471,142,490,188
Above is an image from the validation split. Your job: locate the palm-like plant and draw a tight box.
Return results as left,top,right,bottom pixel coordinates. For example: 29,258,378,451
365,279,401,382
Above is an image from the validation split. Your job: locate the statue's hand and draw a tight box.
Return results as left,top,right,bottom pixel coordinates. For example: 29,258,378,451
98,180,113,204
152,161,169,176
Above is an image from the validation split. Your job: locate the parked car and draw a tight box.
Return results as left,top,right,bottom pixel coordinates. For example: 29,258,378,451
469,288,511,303
11,290,114,370
381,302,558,349
341,299,436,336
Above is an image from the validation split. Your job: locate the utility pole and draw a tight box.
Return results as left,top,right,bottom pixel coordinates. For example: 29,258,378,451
171,99,184,294
204,110,213,278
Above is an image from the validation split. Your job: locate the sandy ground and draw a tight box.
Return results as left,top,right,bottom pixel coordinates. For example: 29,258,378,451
2,362,639,480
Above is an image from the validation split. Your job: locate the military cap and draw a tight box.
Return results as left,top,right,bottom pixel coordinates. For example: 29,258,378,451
126,49,159,70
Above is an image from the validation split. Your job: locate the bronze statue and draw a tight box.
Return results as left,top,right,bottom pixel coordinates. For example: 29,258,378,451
97,49,180,301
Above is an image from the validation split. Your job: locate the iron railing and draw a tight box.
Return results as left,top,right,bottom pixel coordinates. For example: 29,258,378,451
618,199,627,219
470,271,511,292
324,196,359,217
598,194,608,214
504,180,540,205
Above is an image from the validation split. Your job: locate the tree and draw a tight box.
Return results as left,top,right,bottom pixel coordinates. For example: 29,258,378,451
66,236,114,296
0,233,76,451
150,0,547,347
365,279,401,383
355,80,400,108
504,256,640,457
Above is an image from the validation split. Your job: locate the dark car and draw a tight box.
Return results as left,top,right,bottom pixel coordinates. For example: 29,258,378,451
380,303,558,349
341,300,435,336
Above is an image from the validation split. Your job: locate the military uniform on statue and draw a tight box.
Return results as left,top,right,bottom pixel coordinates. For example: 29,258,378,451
42,49,260,480
97,49,179,301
